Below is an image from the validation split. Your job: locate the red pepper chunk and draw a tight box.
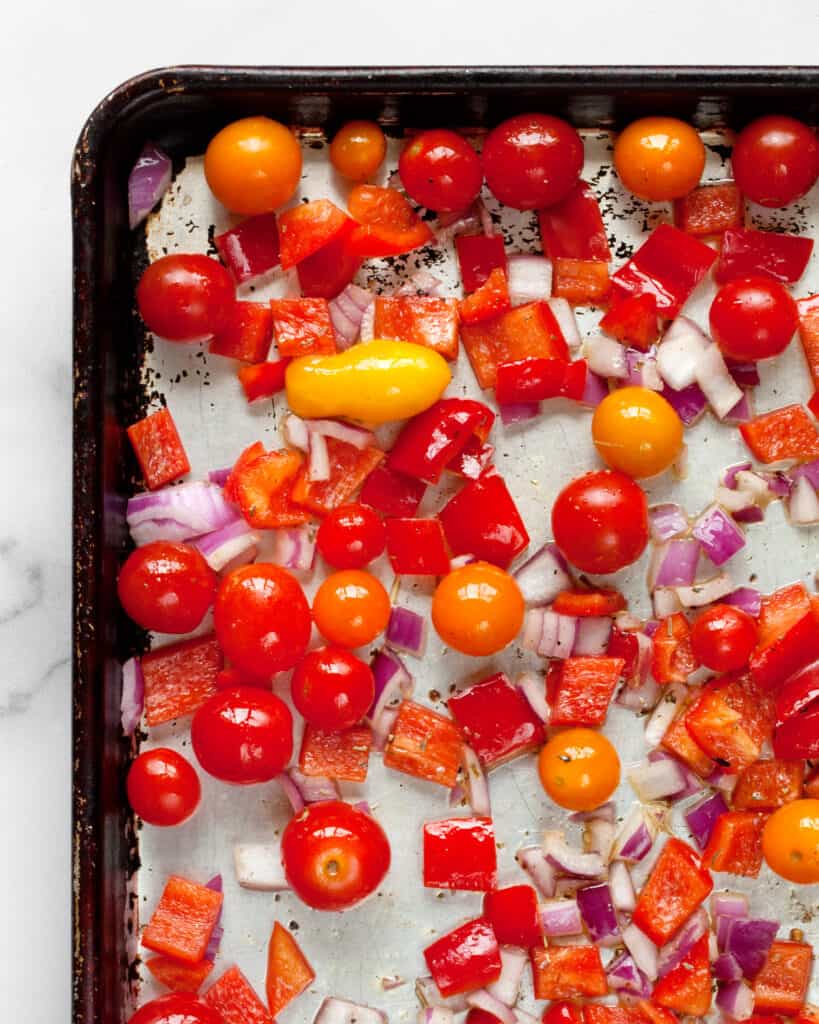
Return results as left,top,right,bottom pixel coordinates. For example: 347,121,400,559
774,705,819,760
423,816,497,891
438,470,529,569
482,884,542,948
552,588,626,617
142,634,223,727
636,1002,686,1024
585,1007,646,1024
599,294,660,351
661,717,716,778
685,673,775,773
447,436,495,479
215,213,280,284
448,672,545,769
142,875,223,964
651,933,712,1016
388,398,495,484
750,608,819,692
360,463,426,518
673,181,745,238
374,296,460,360
754,942,814,1016
265,921,315,1017
461,300,569,389
715,227,814,285
298,725,371,782
228,446,309,528
531,945,608,1000
776,660,819,727
553,258,611,305
611,224,717,319
145,956,214,994
291,438,384,515
733,759,805,809
797,295,819,390
652,613,699,684
278,199,352,269
270,297,336,358
238,359,290,402
538,180,611,261
385,518,450,575
204,965,274,1024
383,700,463,788
459,268,511,325
424,918,501,998
632,837,713,946
456,233,508,293
495,357,587,404
296,220,361,299
127,407,190,491
548,656,625,727
347,184,434,259
702,809,768,877
758,582,811,649
209,302,274,363
740,404,819,464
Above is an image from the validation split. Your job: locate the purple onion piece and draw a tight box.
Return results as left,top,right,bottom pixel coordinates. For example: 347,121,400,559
726,918,778,978
499,401,541,425
386,606,427,657
120,657,144,737
577,881,619,942
657,907,709,979
692,503,746,566
684,790,729,851
648,503,689,542
128,141,172,229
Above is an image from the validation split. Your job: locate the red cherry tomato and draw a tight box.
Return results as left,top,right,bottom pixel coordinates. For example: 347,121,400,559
291,646,375,731
214,564,311,681
732,115,819,208
398,129,483,213
128,994,223,1024
281,800,391,911
542,1001,585,1024
117,541,216,634
191,686,293,784
136,254,235,342
709,276,798,362
551,470,649,575
482,113,584,210
690,603,758,673
126,747,201,827
316,503,386,570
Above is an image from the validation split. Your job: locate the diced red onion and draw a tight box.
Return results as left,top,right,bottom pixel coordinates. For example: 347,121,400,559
684,790,728,851
515,672,550,723
715,953,744,982
128,141,172,229
417,1008,454,1024
548,298,581,350
764,471,792,498
359,304,375,343
276,772,306,814
194,518,259,572
311,418,377,449
660,573,735,610
329,284,373,349
203,875,224,962
733,506,764,525
647,750,703,801
514,544,572,606
648,539,700,589
711,892,750,924
726,919,778,978
500,401,540,425
415,977,469,1013
661,381,708,425
617,672,661,713
580,369,609,406
487,947,528,1006
788,458,819,490
693,503,746,566
714,486,758,515
648,503,688,542
788,475,819,525
718,915,744,952
233,841,289,891
708,766,740,796
127,481,238,544
615,610,644,631
644,683,688,748
308,429,331,481
625,348,662,391
284,413,310,451
657,316,710,390
208,467,232,487
287,767,339,805
466,990,516,1024
585,819,616,861
396,270,444,297
628,758,687,802
540,898,583,937
507,253,552,305
577,882,619,942
609,860,637,912
120,657,144,736
462,745,491,817
696,344,744,419
387,606,427,657
585,335,628,379
724,391,754,424
573,616,612,655
314,997,387,1024
622,923,659,981
570,802,616,824
717,980,755,1020
653,589,682,619
722,590,762,621
544,831,604,878
371,707,399,753
657,907,709,979
612,804,660,862
434,210,481,245
369,649,413,751
607,952,650,997
726,360,760,388
273,525,316,572
516,846,557,897
521,609,545,651
538,611,578,659
723,462,753,489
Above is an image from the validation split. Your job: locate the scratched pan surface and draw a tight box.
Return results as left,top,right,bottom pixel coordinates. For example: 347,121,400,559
130,131,819,1021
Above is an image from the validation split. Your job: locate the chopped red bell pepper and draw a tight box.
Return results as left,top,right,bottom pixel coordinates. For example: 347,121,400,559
586,1007,645,1024
684,673,775,773
145,956,214,994
538,179,611,261
715,227,814,284
374,295,460,360
701,809,768,877
383,700,463,788
265,921,315,1017
652,613,699,684
438,470,529,568
387,398,494,484
661,716,716,778
548,655,625,727
495,356,587,404
385,518,450,575
359,463,427,518
552,588,626,617
758,582,811,649
795,1005,819,1024
227,445,309,528
278,199,353,269
461,300,569,389
740,404,819,464
673,181,744,238
291,437,384,515
753,942,814,1016
774,705,819,760
142,634,223,727
599,293,660,352
797,295,819,390
448,672,545,769
456,233,508,293
423,816,497,891
424,918,501,998
750,608,819,692
459,267,511,325
347,184,434,259
447,435,495,479
270,297,337,358
804,766,819,798
215,212,280,284
651,933,712,1016
204,965,274,1024
553,258,611,305
775,660,819,727
809,391,819,420
298,724,371,782
632,837,714,945
296,219,361,299
237,358,291,402
142,875,223,964
209,301,274,363
531,945,608,1000
127,406,190,491
607,626,640,681
611,224,717,319
636,999,681,1024
482,884,542,948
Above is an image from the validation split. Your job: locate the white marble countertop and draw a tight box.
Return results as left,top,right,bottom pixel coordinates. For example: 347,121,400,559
1,3,817,1020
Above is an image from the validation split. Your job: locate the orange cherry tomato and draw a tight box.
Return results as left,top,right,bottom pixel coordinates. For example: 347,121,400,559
431,561,524,657
762,798,819,884
592,385,684,479
538,728,621,811
329,120,387,181
312,569,390,648
614,117,706,201
204,116,302,215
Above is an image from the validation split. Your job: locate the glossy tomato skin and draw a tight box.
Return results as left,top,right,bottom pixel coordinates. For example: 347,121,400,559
191,686,293,784
312,570,390,648
291,647,375,731
542,1002,585,1024
399,129,483,213
432,562,524,657
329,120,387,181
117,541,216,634
204,116,302,214
691,603,758,673
281,800,391,911
732,115,819,208
126,747,201,827
592,385,684,479
316,503,386,569
483,113,584,210
551,470,649,575
762,798,819,883
538,727,620,811
614,117,705,201
128,993,223,1024
137,255,234,342
709,276,798,362
214,564,311,680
